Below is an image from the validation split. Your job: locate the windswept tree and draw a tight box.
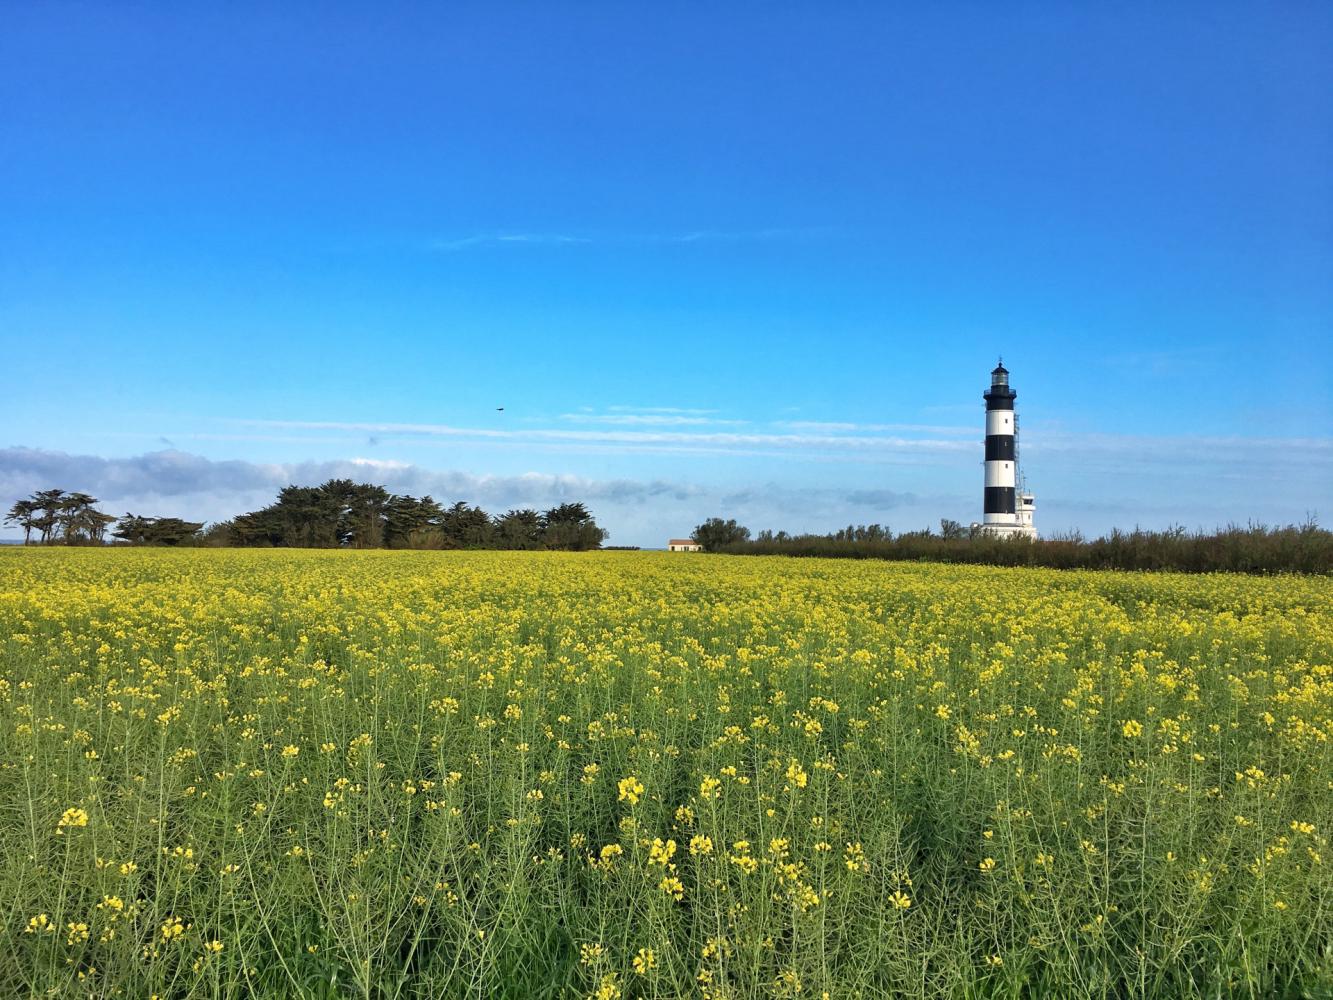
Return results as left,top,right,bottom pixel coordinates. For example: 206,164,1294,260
4,499,38,545
113,514,205,546
5,489,114,544
59,493,116,545
31,489,66,544
76,501,115,544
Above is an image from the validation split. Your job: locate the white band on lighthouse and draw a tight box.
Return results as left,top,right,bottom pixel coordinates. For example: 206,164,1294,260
985,410,1012,436
984,462,1014,489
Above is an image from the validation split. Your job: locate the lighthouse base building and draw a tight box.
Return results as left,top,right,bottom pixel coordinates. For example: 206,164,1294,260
969,360,1037,540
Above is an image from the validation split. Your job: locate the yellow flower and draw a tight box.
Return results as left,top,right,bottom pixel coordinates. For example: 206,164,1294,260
281,745,299,758
1122,720,1143,738
890,890,911,910
689,834,713,856
592,972,622,1000
632,948,656,975
659,875,685,900
785,760,808,789
57,806,90,832
617,776,644,805
979,857,997,873
699,775,722,800
648,838,677,866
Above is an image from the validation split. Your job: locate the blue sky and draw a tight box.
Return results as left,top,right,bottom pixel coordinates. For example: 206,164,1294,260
2,2,1330,545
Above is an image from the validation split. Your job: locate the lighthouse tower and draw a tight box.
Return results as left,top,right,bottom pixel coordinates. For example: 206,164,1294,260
974,360,1036,539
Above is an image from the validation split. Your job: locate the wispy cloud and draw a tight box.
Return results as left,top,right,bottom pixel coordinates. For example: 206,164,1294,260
558,413,747,427
1026,431,1333,471
607,406,718,415
230,418,973,461
647,227,830,244
777,420,976,436
207,418,1333,485
430,233,591,252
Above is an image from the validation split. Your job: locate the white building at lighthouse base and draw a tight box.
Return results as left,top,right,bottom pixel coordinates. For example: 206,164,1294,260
970,492,1037,540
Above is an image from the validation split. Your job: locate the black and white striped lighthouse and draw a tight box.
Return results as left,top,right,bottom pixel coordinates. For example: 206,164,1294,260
978,360,1036,537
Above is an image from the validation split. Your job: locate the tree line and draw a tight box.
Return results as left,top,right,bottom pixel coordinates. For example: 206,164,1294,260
5,480,608,550
690,516,1333,575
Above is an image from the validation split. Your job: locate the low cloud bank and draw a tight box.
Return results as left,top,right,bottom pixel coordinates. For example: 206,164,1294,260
0,447,938,546
1,444,1326,548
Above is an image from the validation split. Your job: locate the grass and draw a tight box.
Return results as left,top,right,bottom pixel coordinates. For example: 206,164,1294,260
0,548,1330,998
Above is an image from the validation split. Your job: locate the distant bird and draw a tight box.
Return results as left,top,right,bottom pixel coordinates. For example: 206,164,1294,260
496,407,505,412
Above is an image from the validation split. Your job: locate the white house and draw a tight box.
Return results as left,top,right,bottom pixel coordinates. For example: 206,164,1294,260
666,538,702,552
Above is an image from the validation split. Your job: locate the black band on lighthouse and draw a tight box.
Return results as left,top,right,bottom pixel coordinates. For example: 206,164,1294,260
984,435,1015,461
984,486,1016,515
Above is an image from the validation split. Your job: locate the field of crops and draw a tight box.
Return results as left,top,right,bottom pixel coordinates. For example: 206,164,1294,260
1,549,1330,998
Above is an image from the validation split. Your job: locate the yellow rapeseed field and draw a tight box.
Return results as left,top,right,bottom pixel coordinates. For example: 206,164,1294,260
1,548,1330,998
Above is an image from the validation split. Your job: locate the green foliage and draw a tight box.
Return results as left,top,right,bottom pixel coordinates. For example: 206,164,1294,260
112,514,205,546
220,480,607,551
541,503,608,551
492,508,545,550
691,517,751,552
5,489,115,545
723,519,1333,574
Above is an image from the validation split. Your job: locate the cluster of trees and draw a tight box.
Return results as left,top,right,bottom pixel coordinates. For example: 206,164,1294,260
6,490,207,547
5,490,118,545
112,514,206,547
5,480,609,551
216,479,606,550
692,516,1333,575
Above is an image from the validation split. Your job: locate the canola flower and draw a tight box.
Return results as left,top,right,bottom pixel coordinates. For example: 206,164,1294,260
632,947,656,975
0,547,1330,998
616,775,644,806
56,806,89,833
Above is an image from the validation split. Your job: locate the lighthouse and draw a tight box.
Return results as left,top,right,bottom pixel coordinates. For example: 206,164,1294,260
973,360,1036,539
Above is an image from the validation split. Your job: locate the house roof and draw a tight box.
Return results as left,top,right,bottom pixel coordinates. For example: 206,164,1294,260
667,539,697,546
